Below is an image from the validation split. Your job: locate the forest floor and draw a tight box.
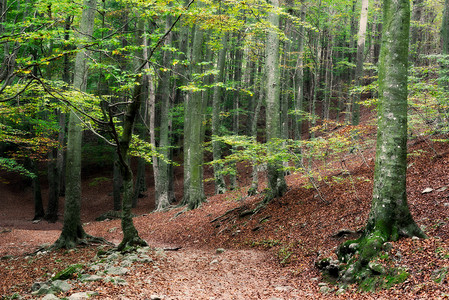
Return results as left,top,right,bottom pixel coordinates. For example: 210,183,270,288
1,123,449,299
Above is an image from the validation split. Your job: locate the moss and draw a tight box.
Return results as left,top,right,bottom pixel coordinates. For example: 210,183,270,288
359,268,409,292
53,263,83,280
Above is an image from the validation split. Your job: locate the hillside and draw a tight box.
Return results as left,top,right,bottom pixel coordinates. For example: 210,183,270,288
1,132,449,298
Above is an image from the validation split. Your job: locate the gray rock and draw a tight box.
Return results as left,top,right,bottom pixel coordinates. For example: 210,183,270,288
275,286,292,292
210,259,219,265
42,294,59,300
31,282,48,292
150,295,163,300
80,274,103,282
139,255,153,263
68,291,99,300
320,286,331,294
216,248,225,254
368,261,386,275
52,280,72,293
105,266,128,275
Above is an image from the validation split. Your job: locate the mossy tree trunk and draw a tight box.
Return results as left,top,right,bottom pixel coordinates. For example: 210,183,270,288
336,0,425,282
116,83,147,251
182,21,206,210
264,0,287,202
351,0,368,126
53,0,97,249
440,0,449,94
212,33,228,195
155,16,174,210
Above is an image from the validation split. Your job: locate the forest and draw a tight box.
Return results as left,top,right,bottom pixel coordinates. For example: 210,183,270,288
1,0,449,298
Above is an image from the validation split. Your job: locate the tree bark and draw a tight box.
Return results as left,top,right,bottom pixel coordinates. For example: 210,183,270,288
212,33,228,195
264,0,287,202
155,16,174,210
182,22,206,210
351,0,369,125
53,0,97,249
337,0,425,282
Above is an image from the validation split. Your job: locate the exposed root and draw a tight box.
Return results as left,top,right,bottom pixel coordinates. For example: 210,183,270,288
116,236,148,253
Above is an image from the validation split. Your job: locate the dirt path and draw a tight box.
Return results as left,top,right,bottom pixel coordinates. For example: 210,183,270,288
145,247,313,299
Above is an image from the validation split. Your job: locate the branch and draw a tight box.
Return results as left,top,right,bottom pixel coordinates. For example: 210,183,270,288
136,0,196,72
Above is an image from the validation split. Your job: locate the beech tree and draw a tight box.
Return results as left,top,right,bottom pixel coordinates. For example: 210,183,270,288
264,0,287,202
54,0,98,249
334,0,426,283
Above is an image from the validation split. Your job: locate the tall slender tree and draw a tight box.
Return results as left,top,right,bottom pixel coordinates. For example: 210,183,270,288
182,21,206,209
53,0,98,249
264,0,287,202
336,0,425,282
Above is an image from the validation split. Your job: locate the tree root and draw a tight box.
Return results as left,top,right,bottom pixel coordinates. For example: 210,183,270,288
116,236,148,253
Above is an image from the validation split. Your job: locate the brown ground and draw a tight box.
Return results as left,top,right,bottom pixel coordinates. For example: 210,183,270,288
1,126,449,299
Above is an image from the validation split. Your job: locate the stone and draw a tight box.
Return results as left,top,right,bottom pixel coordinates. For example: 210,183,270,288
52,280,72,292
150,295,163,300
210,259,219,265
216,248,225,254
368,262,386,275
320,286,331,294
68,291,99,300
275,285,292,292
80,274,103,282
105,266,129,275
422,187,433,194
42,294,59,300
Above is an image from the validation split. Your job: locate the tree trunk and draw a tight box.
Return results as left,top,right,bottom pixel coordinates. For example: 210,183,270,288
351,0,369,125
117,83,147,250
31,159,45,221
264,0,287,202
337,0,425,282
53,0,97,249
182,22,206,209
155,17,174,210
113,154,122,211
440,0,449,93
45,147,59,222
212,33,228,195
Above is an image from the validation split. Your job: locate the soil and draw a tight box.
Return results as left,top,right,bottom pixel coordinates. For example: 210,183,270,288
1,122,449,298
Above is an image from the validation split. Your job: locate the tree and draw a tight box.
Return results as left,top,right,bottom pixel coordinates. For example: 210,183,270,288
351,0,369,125
264,0,287,202
211,33,228,195
334,0,426,283
440,0,449,91
53,0,98,249
182,20,206,210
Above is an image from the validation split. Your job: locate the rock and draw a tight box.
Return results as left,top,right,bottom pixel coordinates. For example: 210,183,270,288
31,282,50,295
52,280,72,293
368,262,386,275
139,254,153,263
422,187,433,194
105,266,128,275
412,236,420,241
436,186,448,192
336,288,345,295
275,285,292,292
125,254,139,262
382,242,393,252
42,294,59,300
31,282,47,292
52,264,83,280
320,285,331,294
68,291,98,300
210,259,219,265
150,295,163,300
80,274,103,282
317,282,328,287
216,248,225,254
